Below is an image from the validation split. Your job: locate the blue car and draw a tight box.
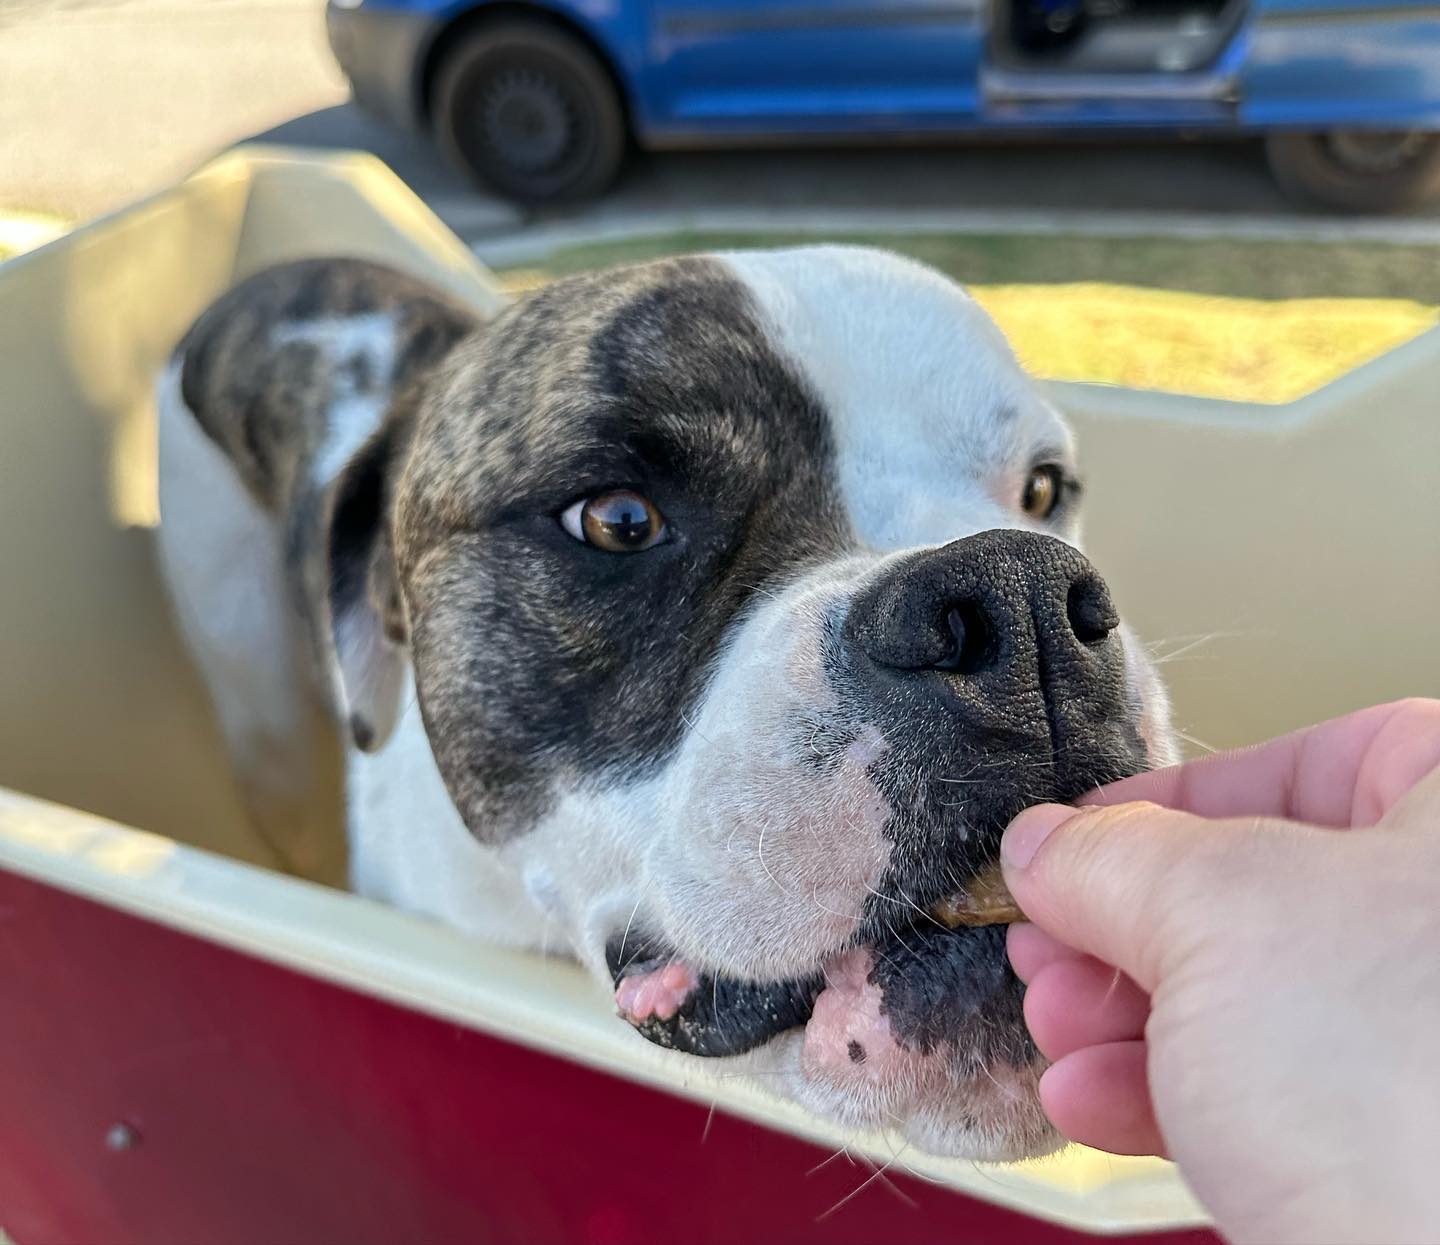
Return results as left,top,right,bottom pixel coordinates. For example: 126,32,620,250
326,0,1440,210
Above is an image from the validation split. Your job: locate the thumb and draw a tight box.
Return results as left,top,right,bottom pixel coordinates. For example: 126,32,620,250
1001,801,1324,994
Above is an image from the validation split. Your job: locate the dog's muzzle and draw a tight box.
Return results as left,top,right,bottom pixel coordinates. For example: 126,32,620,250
614,530,1152,1066
844,528,1145,906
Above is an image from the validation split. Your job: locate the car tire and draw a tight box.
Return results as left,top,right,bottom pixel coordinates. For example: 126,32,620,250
1265,130,1440,214
433,20,626,205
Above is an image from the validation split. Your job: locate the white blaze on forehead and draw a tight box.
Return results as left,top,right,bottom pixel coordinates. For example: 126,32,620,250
716,246,1075,550
273,311,400,485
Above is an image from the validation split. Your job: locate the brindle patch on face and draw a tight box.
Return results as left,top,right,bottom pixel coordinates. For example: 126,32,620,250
394,258,856,840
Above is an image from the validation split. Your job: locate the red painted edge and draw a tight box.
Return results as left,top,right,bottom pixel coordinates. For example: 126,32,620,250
0,866,1218,1245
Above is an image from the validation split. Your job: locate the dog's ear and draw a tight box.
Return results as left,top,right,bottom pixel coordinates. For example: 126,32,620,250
323,417,409,753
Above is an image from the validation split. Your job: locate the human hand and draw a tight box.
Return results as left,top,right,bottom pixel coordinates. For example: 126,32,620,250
1002,699,1440,1245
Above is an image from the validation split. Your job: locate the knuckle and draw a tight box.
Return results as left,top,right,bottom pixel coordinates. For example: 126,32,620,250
1387,697,1440,736
1054,801,1228,910
1365,700,1440,823
1034,801,1206,984
1040,800,1178,900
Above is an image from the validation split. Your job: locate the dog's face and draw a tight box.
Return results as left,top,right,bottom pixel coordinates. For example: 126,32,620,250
328,247,1175,1159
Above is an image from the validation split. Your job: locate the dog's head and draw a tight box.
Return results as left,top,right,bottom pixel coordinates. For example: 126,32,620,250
326,246,1175,1159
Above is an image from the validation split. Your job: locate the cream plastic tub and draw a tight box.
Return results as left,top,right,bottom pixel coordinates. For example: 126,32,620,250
1,147,1436,1245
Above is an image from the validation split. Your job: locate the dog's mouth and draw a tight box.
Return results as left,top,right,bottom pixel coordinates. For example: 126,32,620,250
605,854,1059,1160
607,745,1147,1122
606,867,1026,1065
605,715,1152,1159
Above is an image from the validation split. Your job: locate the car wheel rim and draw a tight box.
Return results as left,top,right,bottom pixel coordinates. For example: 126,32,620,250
480,69,576,174
1325,130,1430,174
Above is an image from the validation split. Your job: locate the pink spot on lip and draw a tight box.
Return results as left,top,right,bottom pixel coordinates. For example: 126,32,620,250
803,948,944,1094
616,961,699,1024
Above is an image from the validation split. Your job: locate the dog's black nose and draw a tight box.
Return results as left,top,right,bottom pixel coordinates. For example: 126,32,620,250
843,529,1124,748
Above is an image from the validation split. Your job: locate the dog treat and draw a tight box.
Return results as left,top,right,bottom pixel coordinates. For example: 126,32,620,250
929,864,1025,928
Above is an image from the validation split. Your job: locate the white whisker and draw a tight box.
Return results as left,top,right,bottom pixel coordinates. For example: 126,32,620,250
1174,727,1219,755
816,1143,913,1222
616,895,644,965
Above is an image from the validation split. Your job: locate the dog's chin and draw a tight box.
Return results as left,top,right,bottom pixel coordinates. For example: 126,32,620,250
737,1024,1061,1162
610,717,1162,1158
612,921,1059,1160
780,939,1057,1161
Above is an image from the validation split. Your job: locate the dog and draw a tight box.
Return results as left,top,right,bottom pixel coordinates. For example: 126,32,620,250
156,246,1177,1161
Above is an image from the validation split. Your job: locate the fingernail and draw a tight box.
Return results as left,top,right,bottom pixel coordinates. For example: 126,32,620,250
1002,804,1075,870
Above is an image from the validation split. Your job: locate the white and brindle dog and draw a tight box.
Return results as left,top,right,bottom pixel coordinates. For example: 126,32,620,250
156,246,1176,1161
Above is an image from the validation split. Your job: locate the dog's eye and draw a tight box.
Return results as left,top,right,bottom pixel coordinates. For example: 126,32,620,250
560,490,668,553
1021,465,1064,520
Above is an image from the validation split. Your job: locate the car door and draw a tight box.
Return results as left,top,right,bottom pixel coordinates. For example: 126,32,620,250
642,0,987,137
1240,0,1440,127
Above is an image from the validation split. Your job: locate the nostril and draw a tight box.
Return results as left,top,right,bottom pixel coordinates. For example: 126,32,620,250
1067,577,1119,643
933,601,994,674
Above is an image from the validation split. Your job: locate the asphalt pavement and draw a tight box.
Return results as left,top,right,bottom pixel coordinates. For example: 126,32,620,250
258,102,1309,241
5,0,1439,247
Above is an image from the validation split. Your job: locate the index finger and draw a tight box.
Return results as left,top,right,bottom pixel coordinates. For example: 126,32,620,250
1084,698,1440,828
